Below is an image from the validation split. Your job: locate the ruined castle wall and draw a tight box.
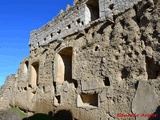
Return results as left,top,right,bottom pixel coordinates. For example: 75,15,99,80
29,0,143,51
1,0,160,119
0,75,16,109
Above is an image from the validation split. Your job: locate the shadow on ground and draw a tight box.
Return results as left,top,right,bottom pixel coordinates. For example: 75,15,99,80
22,110,73,120
148,106,160,120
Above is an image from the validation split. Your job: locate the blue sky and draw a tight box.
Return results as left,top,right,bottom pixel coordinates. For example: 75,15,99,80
0,0,73,86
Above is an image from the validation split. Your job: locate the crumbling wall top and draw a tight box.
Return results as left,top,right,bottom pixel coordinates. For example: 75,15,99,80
29,0,148,51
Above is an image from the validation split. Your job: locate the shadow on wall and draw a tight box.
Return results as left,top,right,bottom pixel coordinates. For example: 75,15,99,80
148,106,160,120
22,110,73,120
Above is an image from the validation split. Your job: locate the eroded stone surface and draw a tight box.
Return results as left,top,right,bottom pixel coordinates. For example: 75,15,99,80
0,0,160,120
132,81,159,120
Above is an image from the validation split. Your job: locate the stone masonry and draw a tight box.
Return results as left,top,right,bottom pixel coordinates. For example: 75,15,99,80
0,0,160,120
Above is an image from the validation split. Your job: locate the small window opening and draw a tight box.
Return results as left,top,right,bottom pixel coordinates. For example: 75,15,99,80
135,81,139,90
57,30,61,34
32,91,36,94
77,93,98,107
43,86,45,92
77,19,81,24
104,77,110,86
81,21,84,25
37,42,40,47
115,56,119,60
54,95,61,106
73,80,78,88
95,46,99,51
121,67,130,79
84,28,89,33
28,84,32,88
92,32,95,38
24,87,27,91
146,57,160,79
67,24,71,29
109,4,114,10
55,96,61,104
51,33,53,38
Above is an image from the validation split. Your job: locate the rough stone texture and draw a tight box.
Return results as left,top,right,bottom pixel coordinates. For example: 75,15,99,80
29,0,147,51
132,81,159,120
0,110,21,120
0,0,160,120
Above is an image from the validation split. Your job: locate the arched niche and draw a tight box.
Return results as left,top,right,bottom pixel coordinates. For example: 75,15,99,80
30,62,39,87
85,0,99,24
54,47,72,85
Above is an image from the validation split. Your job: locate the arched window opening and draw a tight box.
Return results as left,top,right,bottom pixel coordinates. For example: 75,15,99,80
85,0,99,24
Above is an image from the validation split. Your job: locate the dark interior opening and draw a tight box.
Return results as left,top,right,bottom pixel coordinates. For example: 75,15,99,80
86,0,99,21
121,67,130,79
55,95,61,104
146,57,160,79
80,93,98,107
104,77,110,86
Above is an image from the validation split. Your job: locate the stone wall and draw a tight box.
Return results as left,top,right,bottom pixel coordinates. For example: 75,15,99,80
0,0,160,120
29,0,144,50
0,75,16,110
